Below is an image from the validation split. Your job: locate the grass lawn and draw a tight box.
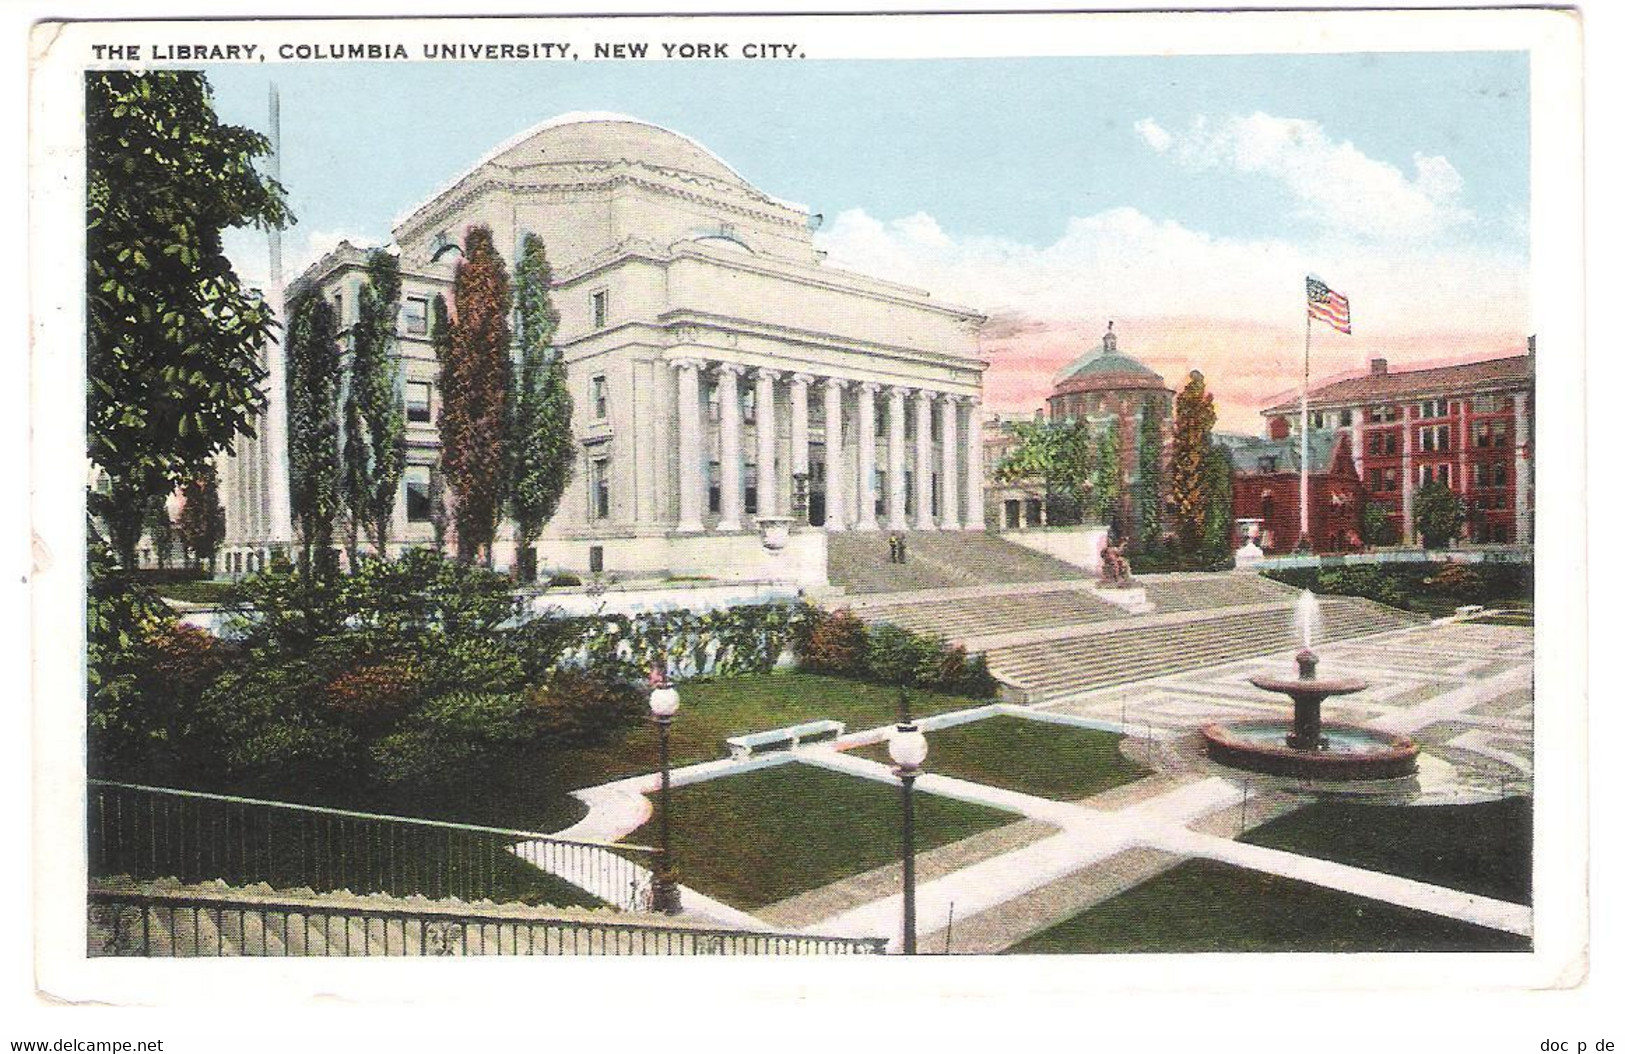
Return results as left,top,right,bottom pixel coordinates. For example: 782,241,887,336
1007,859,1530,953
1241,797,1532,904
852,716,1150,800
625,762,1017,910
375,672,995,834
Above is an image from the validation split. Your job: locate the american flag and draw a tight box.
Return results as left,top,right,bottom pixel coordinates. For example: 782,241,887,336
1306,276,1351,334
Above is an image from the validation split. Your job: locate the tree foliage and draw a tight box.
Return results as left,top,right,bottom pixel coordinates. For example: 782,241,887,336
1134,401,1166,553
1091,417,1122,531
86,71,291,567
176,466,226,568
1413,481,1465,550
993,417,1094,526
507,233,574,576
344,249,407,560
441,227,513,564
285,292,343,570
1200,444,1235,565
1168,371,1218,552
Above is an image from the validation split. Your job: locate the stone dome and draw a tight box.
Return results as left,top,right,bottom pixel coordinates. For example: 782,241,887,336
1053,323,1168,394
486,112,757,191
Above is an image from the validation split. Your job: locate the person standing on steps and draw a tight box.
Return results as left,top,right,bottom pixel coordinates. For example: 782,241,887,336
888,532,900,564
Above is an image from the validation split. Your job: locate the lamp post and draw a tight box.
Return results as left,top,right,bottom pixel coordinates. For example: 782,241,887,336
887,692,928,955
648,677,682,915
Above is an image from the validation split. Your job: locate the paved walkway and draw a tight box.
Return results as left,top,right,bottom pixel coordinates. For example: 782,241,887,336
520,620,1535,951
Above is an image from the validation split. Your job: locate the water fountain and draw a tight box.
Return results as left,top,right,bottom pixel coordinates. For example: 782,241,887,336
1200,591,1420,780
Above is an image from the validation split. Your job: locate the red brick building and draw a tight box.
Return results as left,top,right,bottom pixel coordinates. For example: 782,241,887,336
1224,431,1365,552
1249,342,1534,548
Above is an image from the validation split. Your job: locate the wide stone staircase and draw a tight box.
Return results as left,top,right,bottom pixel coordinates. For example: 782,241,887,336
826,531,1089,595
985,596,1428,702
848,585,1124,641
1137,572,1300,612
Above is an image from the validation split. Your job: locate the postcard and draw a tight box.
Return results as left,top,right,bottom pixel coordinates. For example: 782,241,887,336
26,6,1589,1032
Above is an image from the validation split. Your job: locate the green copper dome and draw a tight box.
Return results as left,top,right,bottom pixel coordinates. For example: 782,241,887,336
1055,323,1165,386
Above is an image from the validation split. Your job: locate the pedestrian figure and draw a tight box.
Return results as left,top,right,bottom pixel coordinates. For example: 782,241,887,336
887,533,900,563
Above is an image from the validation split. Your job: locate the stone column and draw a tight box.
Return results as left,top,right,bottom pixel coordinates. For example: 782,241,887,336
965,397,986,530
823,378,847,531
888,386,910,531
1514,391,1532,543
789,373,812,522
674,358,704,532
1400,404,1415,544
755,368,779,519
1351,413,1364,478
716,363,745,532
914,389,936,530
940,395,961,530
857,382,880,530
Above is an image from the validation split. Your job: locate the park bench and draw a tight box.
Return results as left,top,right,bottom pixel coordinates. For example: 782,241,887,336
726,719,846,760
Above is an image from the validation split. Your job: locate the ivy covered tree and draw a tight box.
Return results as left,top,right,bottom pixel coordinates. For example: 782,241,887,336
428,296,455,555
1090,417,1122,532
86,70,291,568
441,227,513,565
506,233,574,582
1134,401,1166,553
285,292,343,572
1168,370,1218,554
1413,481,1465,550
177,467,226,570
343,249,407,563
1200,444,1235,567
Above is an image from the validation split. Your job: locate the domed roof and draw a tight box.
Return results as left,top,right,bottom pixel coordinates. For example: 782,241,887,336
1053,323,1167,391
487,112,754,189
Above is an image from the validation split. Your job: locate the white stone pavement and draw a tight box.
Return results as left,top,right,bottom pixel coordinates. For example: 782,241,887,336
519,621,1535,949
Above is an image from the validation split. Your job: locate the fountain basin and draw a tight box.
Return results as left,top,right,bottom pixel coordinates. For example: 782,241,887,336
1201,719,1420,780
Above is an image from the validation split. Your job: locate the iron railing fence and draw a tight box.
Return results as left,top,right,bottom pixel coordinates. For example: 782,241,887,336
87,888,888,957
87,781,659,911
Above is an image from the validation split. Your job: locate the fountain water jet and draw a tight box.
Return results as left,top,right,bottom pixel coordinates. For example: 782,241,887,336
1200,591,1420,780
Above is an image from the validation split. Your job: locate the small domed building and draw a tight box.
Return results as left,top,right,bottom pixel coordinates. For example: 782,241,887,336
1047,323,1173,538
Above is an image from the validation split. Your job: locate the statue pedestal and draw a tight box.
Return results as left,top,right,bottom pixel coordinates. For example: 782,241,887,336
1234,541,1265,569
1088,583,1153,615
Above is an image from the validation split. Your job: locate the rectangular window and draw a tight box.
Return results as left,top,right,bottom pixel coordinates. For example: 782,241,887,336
1476,423,1491,448
1438,425,1450,451
744,462,758,515
333,291,344,323
708,461,721,514
591,289,608,329
1439,463,1450,488
591,458,610,520
1339,409,1353,427
1492,421,1509,448
1383,468,1398,491
1310,411,1325,430
592,375,607,419
1474,394,1502,413
406,381,432,424
1385,433,1398,456
1493,462,1508,487
1421,465,1433,486
875,469,888,517
1420,429,1435,453
405,465,432,522
1473,463,1486,487
403,296,429,336
1369,406,1397,423
1367,435,1381,457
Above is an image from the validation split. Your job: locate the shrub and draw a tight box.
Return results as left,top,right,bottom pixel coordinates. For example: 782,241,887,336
523,668,645,747
801,609,867,677
322,660,421,729
1425,564,1485,600
1318,565,1384,601
549,572,582,587
919,640,966,690
368,691,531,785
866,623,929,686
1376,579,1412,610
1413,481,1465,550
955,653,1000,699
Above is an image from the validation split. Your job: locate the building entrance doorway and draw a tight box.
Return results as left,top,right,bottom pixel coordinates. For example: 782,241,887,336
808,444,828,527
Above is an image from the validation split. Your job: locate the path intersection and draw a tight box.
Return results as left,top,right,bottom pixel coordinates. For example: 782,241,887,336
533,618,1534,953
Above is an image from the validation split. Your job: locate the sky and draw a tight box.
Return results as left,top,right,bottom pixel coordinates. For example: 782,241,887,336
207,51,1530,434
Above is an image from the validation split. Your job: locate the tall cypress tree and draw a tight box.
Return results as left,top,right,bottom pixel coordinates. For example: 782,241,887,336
1134,400,1166,553
507,233,574,581
1168,370,1218,555
343,250,407,562
428,295,454,555
285,292,342,572
442,226,512,565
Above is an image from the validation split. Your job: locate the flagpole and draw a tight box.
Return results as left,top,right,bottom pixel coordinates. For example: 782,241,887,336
1300,307,1311,551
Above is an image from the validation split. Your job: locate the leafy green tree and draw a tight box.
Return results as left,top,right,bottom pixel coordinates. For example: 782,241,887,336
1413,481,1465,550
176,466,226,570
507,234,574,581
343,249,408,562
1168,371,1218,553
285,292,343,572
1134,401,1166,553
1091,417,1122,530
1199,444,1235,567
1360,501,1395,548
145,494,177,569
441,226,513,565
993,417,1094,526
86,70,291,568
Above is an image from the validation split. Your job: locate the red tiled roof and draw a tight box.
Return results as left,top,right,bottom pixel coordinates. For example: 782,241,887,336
1261,355,1531,415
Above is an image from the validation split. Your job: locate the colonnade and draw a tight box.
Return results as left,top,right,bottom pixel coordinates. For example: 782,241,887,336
670,358,985,533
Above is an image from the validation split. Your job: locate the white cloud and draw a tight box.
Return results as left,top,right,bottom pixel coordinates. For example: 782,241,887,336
221,225,386,296
1134,117,1171,154
816,204,1524,338
1144,111,1473,243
